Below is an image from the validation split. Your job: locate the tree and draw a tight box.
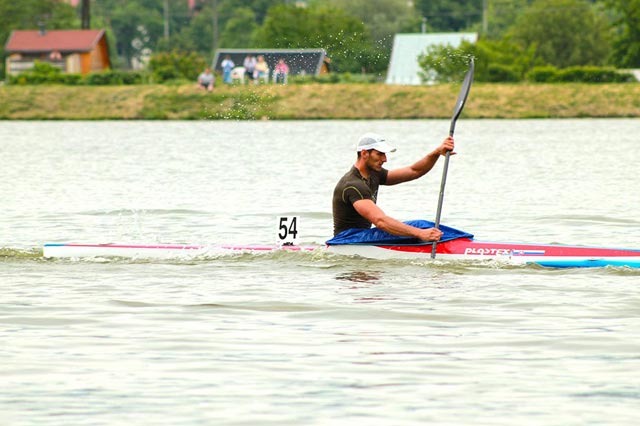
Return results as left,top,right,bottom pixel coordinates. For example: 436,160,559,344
308,0,420,73
605,0,640,67
311,0,420,47
483,0,532,39
417,39,538,83
414,0,483,32
220,0,284,25
163,1,281,56
105,1,164,68
95,0,210,67
218,7,259,48
257,4,372,73
508,0,611,68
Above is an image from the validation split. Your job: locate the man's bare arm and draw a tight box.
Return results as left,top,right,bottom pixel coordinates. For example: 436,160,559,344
353,199,443,241
386,136,455,186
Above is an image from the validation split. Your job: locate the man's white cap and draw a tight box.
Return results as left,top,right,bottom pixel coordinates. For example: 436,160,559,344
355,132,396,153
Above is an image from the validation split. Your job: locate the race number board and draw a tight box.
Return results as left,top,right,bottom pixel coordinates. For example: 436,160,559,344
277,216,299,246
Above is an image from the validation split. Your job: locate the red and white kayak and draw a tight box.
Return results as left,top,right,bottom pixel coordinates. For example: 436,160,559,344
43,238,640,268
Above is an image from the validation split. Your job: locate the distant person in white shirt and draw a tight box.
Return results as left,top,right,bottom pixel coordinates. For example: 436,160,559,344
197,67,214,92
243,54,257,83
221,55,235,84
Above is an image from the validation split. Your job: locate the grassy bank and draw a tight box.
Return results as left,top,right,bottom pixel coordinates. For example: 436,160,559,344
1,82,639,119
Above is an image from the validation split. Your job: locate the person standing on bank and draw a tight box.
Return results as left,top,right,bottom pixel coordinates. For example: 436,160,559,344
243,54,256,83
221,55,235,84
332,133,455,240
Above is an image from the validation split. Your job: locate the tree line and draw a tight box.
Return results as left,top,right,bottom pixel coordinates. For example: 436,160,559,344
1,0,638,80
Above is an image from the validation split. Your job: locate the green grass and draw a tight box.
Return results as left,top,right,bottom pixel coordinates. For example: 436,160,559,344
1,82,639,120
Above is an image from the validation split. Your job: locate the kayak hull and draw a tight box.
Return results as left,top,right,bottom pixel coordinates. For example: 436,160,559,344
43,238,640,268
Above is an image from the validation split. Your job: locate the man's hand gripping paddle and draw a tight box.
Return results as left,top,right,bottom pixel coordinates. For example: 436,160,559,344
431,58,475,259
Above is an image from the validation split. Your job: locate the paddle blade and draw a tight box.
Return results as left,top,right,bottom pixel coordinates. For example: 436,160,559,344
449,58,475,136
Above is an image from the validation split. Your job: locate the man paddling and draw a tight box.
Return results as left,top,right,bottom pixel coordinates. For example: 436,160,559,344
332,133,455,240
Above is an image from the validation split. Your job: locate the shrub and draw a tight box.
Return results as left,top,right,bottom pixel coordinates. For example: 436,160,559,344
486,64,521,82
526,66,559,82
150,65,180,83
6,60,152,85
148,51,207,83
84,70,147,85
313,73,340,84
85,71,121,85
58,73,83,85
555,66,634,83
337,73,379,84
526,66,636,83
118,70,146,85
32,61,63,77
288,73,373,85
8,61,66,84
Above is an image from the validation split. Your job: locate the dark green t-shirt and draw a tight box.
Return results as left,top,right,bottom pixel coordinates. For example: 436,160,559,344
332,166,388,235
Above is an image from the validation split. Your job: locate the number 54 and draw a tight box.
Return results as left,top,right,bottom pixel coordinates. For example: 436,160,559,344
277,216,299,245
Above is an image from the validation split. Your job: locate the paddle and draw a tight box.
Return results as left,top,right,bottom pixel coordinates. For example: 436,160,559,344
431,58,475,259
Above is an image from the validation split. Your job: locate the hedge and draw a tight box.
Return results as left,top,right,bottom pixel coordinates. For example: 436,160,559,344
527,66,636,83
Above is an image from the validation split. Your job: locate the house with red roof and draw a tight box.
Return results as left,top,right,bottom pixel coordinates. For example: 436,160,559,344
4,29,110,76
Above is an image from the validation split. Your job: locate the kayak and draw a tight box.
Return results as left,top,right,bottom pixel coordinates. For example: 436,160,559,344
42,237,640,268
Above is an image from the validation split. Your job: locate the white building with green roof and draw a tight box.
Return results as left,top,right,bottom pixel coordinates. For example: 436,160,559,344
386,33,477,85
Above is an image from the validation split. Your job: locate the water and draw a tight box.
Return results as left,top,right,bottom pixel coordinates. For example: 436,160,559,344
1,119,639,425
